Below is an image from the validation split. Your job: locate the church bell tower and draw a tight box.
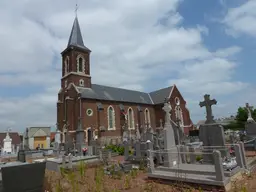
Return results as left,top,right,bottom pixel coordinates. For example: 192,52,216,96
61,16,92,89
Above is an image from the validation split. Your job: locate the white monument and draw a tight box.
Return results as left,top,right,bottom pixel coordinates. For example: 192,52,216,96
3,130,12,153
55,129,61,144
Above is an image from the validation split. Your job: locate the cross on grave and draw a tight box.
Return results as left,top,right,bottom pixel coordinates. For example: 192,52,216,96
245,103,254,122
199,94,217,124
162,99,172,126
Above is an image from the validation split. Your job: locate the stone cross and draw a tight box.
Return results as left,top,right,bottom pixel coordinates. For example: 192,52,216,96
199,94,217,124
245,103,254,122
162,99,172,126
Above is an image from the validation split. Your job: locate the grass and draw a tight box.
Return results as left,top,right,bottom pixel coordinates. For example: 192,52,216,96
43,159,256,192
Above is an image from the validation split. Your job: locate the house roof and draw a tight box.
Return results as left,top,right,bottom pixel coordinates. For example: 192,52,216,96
27,127,51,137
0,132,21,147
77,84,173,105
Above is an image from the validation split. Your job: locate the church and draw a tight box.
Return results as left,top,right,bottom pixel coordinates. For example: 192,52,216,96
56,16,194,145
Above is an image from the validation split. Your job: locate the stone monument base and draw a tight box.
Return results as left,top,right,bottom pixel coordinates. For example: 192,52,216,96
245,121,256,136
199,123,228,161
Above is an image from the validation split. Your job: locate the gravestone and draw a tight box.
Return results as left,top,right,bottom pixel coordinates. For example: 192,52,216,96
199,94,227,163
162,99,178,167
244,103,256,136
24,128,29,150
146,125,154,142
62,124,67,143
55,129,61,145
64,132,73,155
1,162,46,192
3,130,12,153
122,117,129,142
76,119,85,156
17,147,26,162
135,124,141,141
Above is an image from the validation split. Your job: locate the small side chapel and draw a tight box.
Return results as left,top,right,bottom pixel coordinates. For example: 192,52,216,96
57,16,194,145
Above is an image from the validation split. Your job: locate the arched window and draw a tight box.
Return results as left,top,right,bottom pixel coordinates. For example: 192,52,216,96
107,106,115,130
175,106,184,126
76,55,85,73
64,57,69,74
79,79,84,87
144,108,150,125
128,107,135,129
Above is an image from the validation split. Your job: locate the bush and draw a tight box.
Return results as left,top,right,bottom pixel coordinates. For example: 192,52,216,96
196,155,202,162
105,144,125,155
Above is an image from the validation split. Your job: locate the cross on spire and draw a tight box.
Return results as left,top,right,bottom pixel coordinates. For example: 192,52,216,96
75,3,79,17
199,94,217,124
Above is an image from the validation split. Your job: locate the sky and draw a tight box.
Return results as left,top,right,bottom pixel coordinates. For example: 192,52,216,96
0,0,255,132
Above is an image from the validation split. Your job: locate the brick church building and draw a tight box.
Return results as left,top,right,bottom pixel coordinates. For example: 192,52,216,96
57,16,193,145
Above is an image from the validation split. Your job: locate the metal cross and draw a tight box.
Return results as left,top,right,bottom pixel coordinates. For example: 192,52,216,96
5,127,11,133
199,94,217,124
75,3,79,16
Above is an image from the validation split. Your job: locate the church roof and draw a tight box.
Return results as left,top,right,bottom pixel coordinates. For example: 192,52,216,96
77,84,173,105
67,16,91,52
149,86,173,104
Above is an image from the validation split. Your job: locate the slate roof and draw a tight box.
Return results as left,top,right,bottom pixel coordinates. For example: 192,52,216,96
0,132,21,147
67,16,91,52
149,86,173,105
26,127,51,138
77,84,173,105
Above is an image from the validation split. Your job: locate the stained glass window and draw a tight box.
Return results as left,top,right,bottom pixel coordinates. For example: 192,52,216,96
108,106,114,129
128,108,134,128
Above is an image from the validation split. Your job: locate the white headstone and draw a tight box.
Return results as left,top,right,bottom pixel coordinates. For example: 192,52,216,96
3,132,12,153
55,130,61,144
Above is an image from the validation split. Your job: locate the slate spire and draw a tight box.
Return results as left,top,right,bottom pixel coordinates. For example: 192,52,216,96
67,16,90,51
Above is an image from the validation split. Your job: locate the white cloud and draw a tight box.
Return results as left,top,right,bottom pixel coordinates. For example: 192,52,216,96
223,1,256,37
0,0,249,130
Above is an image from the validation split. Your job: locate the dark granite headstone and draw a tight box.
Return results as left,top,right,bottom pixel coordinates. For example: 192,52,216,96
245,121,256,136
1,162,46,192
17,150,26,162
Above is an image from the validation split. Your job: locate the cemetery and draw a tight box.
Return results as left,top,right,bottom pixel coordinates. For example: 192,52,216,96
0,95,255,191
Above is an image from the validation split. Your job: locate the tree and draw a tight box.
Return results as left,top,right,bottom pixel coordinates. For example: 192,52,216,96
224,106,256,130
236,106,256,122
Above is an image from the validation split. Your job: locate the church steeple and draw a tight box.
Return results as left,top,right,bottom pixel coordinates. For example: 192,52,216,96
67,16,91,52
61,15,92,89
